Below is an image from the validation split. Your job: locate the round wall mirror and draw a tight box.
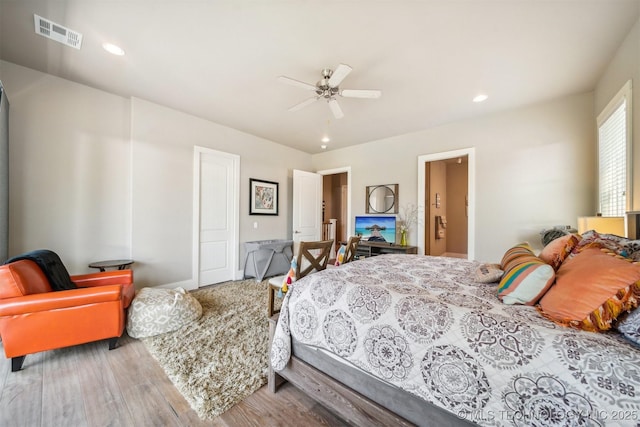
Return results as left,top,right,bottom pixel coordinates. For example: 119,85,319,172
366,184,398,214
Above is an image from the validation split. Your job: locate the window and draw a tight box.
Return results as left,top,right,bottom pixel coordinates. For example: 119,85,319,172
597,81,632,217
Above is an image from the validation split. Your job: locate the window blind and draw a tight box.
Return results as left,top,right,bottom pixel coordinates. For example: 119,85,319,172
598,100,626,217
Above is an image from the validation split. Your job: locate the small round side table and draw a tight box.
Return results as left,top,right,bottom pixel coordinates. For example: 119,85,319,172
88,259,134,272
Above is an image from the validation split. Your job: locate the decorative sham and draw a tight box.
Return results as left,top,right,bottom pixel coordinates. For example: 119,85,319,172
573,230,640,261
474,263,504,283
538,248,640,331
538,233,581,270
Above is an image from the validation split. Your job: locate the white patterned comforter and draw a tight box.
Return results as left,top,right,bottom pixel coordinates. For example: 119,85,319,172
270,254,640,426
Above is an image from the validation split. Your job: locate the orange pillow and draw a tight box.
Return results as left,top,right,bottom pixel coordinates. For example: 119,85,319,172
538,233,581,270
538,248,640,331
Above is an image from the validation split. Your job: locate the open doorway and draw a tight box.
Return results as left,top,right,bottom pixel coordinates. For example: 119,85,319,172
418,148,475,260
424,157,468,257
318,167,352,256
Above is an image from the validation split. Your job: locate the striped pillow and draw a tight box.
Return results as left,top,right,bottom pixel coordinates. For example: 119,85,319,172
498,243,555,305
501,242,535,271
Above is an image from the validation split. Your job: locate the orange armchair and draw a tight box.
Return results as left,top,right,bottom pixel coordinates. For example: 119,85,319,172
0,258,135,371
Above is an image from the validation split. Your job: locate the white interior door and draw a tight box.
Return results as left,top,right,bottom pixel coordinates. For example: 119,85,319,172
293,169,322,252
194,147,239,286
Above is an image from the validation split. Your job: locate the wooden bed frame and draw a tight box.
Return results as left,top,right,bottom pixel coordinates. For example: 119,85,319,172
268,314,415,426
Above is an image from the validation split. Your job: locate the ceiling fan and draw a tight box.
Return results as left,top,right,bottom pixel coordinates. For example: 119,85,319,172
278,64,381,119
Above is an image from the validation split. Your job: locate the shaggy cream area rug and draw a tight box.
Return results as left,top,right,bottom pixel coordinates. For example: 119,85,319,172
140,279,271,420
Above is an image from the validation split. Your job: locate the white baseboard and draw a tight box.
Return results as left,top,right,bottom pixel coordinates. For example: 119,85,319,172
153,278,197,291
149,270,245,291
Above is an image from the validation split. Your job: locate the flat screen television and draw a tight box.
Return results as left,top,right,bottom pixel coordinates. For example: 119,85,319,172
355,215,396,244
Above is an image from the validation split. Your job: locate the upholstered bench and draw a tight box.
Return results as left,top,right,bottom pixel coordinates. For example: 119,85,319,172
126,287,202,338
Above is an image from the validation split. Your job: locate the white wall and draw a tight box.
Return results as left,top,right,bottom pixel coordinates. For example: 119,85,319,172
312,93,596,262
0,60,312,286
0,58,601,277
1,61,131,272
130,98,311,286
594,16,640,210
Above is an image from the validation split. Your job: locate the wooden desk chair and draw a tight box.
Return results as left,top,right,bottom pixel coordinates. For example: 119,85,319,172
342,235,362,264
267,239,333,317
329,235,362,267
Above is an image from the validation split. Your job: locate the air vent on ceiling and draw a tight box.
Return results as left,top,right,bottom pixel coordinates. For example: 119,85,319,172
34,14,83,49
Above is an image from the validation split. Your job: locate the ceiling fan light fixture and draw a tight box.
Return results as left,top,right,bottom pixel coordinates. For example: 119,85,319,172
278,64,380,119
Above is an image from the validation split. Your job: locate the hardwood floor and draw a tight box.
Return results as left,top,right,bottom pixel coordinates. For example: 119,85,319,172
0,334,348,427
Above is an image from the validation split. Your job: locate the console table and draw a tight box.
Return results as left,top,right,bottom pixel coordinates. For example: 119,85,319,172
354,241,417,258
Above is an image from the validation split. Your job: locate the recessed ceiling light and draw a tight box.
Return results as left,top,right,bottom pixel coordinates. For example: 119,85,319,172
473,94,488,103
102,42,125,56
321,136,330,143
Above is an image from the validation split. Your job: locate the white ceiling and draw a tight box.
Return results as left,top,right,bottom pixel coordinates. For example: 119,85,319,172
1,1,639,154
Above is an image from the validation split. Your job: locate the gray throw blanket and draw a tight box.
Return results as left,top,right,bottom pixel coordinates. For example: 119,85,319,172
5,249,77,291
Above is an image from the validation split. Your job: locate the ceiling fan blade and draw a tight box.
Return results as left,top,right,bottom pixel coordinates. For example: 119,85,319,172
328,99,344,119
278,76,317,91
341,89,382,99
288,96,318,112
327,63,352,87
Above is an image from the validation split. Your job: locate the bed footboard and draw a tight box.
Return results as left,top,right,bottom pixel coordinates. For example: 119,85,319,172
269,314,414,426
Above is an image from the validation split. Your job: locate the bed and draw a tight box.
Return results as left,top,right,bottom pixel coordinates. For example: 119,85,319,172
269,253,640,426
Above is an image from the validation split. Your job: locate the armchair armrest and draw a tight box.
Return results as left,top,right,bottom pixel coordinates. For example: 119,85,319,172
0,285,122,317
72,270,133,288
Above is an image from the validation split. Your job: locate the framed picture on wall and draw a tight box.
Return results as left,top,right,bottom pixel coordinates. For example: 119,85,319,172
249,178,279,215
